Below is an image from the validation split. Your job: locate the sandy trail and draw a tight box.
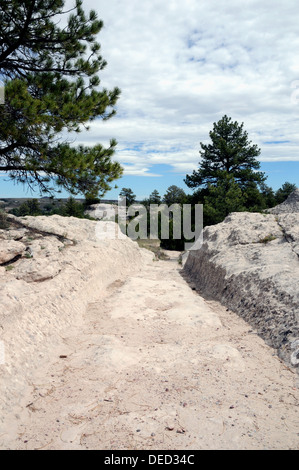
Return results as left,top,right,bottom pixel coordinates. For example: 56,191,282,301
1,252,298,450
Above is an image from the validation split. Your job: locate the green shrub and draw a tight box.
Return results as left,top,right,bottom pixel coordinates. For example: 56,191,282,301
259,234,277,244
9,199,41,216
5,265,14,271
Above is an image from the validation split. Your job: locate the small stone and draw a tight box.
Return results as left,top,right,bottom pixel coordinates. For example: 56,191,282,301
176,428,186,434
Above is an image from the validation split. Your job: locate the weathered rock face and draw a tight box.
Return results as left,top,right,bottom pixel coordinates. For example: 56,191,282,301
0,215,151,417
84,203,118,221
0,240,26,264
268,188,299,214
184,209,299,370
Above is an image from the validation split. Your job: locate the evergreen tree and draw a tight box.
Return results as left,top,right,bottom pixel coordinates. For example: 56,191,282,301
119,188,136,206
61,197,85,218
10,198,41,216
141,189,161,210
0,0,122,197
258,182,277,209
203,174,246,226
148,189,161,205
163,185,186,205
185,115,265,190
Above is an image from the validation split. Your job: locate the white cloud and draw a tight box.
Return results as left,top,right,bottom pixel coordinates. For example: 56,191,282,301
73,0,299,176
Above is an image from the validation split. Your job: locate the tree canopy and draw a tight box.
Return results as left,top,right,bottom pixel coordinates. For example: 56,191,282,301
119,187,136,206
148,189,161,205
0,0,122,197
202,173,246,225
185,115,265,191
163,185,186,205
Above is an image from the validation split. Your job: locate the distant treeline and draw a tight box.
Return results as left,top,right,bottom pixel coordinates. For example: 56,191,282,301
3,113,298,252
8,197,95,219
5,179,296,253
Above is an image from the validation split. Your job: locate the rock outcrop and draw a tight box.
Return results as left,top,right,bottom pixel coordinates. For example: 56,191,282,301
0,240,26,264
268,188,299,214
0,215,151,417
184,196,299,370
84,203,118,220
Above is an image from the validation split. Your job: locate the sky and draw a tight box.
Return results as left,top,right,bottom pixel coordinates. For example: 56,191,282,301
1,0,299,200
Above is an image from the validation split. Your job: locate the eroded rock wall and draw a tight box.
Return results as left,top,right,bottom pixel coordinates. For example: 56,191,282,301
184,211,299,369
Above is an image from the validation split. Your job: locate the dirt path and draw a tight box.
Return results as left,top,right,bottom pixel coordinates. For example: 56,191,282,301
1,253,298,450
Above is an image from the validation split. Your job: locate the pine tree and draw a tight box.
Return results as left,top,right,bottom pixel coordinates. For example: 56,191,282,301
203,174,246,225
10,198,41,216
148,190,161,205
61,197,85,218
185,115,265,190
0,0,122,197
163,185,186,205
119,188,136,206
